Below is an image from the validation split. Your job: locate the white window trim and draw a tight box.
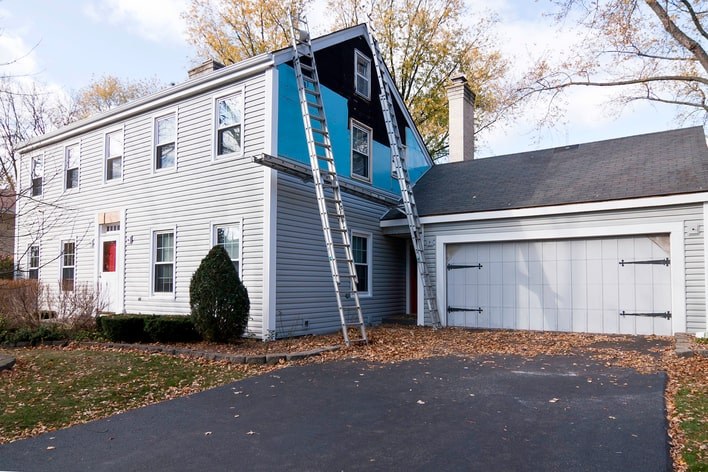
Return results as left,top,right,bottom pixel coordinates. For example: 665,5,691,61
103,126,125,184
30,154,44,197
63,141,81,192
351,230,373,298
60,239,76,292
152,109,178,174
212,88,245,161
150,227,176,297
28,244,40,280
350,119,372,183
354,49,371,100
211,220,243,275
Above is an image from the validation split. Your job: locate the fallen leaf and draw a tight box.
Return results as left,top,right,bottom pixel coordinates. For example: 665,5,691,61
417,400,426,405
549,398,559,403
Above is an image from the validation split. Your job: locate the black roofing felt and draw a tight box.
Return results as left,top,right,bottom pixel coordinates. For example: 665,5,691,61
386,126,708,219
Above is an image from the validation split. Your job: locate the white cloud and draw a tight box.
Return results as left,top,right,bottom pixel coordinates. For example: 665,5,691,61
82,0,189,44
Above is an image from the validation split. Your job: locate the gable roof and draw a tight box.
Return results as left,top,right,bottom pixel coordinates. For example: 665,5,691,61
384,126,708,219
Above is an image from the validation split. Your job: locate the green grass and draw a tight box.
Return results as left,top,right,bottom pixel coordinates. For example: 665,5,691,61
0,347,248,442
676,385,708,471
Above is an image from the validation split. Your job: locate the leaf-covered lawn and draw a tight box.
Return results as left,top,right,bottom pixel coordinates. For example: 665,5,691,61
0,346,252,443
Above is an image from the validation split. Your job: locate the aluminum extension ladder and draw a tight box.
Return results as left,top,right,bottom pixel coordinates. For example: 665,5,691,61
288,16,368,345
367,28,442,328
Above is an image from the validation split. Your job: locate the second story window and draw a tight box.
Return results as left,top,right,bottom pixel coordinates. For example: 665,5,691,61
155,114,176,170
65,144,79,190
216,93,242,157
354,50,371,99
31,156,43,197
351,120,371,182
105,130,123,181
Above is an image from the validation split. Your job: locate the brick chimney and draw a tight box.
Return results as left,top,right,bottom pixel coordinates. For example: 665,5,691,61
446,74,475,162
188,59,225,79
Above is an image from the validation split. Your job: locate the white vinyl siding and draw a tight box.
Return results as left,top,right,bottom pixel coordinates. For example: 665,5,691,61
15,73,268,336
275,174,405,337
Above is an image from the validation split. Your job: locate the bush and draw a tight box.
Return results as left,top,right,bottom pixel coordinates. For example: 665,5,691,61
0,323,68,345
144,316,200,343
0,279,43,329
0,256,14,280
98,314,201,343
190,245,249,343
98,315,149,343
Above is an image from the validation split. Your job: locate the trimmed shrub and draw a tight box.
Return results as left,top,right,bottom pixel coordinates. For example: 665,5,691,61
98,315,149,343
144,316,200,343
0,323,68,346
190,245,249,343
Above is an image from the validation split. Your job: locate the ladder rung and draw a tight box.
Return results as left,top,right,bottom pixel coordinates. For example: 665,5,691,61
306,101,322,109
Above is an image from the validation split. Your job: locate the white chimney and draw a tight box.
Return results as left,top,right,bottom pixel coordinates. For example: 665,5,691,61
446,74,475,162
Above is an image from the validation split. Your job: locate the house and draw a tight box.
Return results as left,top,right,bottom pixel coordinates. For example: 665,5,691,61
14,25,432,339
383,78,708,336
14,24,708,338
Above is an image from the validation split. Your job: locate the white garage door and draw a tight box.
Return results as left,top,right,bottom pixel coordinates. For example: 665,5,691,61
446,235,672,335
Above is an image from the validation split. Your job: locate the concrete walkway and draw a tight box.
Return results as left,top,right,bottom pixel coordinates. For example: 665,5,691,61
0,354,670,471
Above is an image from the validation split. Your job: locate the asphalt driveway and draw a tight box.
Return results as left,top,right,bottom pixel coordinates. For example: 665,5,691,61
0,354,670,471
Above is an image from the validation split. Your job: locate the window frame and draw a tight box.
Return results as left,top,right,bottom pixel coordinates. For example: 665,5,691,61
104,128,124,183
31,155,43,197
153,111,177,172
64,142,80,190
60,240,76,292
350,119,372,183
28,245,39,280
354,49,371,100
151,229,175,296
212,222,242,277
351,231,372,297
213,90,244,159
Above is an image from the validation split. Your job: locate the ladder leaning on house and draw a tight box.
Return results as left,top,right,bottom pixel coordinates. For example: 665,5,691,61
288,16,368,346
367,29,443,329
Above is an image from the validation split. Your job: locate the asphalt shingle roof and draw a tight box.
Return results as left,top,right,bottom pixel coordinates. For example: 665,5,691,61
387,126,708,219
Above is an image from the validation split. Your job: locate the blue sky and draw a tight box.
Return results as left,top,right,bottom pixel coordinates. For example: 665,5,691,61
0,0,692,157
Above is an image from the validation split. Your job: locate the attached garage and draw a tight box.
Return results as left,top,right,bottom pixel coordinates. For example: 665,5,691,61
381,126,708,335
445,236,672,335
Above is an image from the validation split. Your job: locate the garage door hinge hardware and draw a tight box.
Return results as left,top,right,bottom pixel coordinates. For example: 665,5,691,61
447,263,483,270
447,306,483,313
620,310,672,319
619,258,670,267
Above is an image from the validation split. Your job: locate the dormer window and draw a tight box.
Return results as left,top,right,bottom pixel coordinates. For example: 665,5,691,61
354,50,371,100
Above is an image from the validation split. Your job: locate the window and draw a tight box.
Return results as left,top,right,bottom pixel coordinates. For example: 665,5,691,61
61,241,75,291
28,246,39,280
354,50,371,99
214,224,240,276
216,94,242,156
31,156,43,196
351,121,371,181
153,231,174,293
352,234,370,295
65,144,79,189
105,130,123,181
155,114,176,170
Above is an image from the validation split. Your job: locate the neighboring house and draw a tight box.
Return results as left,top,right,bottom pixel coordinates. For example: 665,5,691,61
14,25,432,339
14,24,708,338
0,190,15,260
383,96,708,336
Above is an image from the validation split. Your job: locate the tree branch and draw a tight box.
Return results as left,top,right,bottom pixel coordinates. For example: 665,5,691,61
678,0,708,41
645,0,708,73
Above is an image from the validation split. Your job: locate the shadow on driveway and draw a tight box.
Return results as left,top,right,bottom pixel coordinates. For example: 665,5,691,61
0,355,670,471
